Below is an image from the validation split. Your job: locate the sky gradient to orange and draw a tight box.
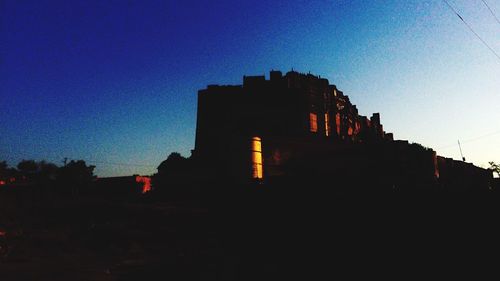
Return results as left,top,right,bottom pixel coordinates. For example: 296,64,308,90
1,0,499,176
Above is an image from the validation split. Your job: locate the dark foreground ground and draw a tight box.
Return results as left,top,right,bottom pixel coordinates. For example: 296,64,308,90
1,186,500,280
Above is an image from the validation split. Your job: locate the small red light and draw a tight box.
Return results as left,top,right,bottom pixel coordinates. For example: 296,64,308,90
135,176,152,194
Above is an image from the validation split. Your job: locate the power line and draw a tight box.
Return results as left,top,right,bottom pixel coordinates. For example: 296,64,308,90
437,129,500,149
442,0,500,62
0,148,159,168
86,160,157,168
53,158,157,168
481,0,500,26
1,155,157,169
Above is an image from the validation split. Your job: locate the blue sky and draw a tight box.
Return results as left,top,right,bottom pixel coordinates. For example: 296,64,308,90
1,0,499,176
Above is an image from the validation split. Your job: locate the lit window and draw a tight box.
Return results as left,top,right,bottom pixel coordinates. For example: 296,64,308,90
354,121,361,135
336,113,341,135
324,113,330,136
309,113,318,133
336,102,344,111
348,127,353,136
251,137,263,179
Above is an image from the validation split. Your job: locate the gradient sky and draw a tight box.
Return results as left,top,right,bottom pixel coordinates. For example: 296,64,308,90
1,0,499,177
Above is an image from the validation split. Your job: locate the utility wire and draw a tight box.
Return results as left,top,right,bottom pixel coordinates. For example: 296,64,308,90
481,0,500,26
48,157,157,168
0,148,158,168
58,158,157,168
442,0,500,62
437,129,500,149
84,160,157,168
0,154,157,168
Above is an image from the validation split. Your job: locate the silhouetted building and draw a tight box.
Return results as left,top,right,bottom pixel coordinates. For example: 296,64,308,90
192,70,492,190
436,156,493,191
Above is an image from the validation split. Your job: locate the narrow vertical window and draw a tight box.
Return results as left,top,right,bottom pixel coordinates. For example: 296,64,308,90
348,127,353,136
309,113,318,133
336,113,341,136
354,121,361,135
251,137,263,179
324,113,330,136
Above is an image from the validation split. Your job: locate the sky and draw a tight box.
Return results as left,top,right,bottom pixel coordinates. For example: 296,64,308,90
1,0,499,177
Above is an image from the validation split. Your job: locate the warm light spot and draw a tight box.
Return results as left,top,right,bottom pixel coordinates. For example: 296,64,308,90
348,127,353,136
336,113,341,135
324,113,330,136
135,176,152,194
354,121,361,135
251,137,263,179
433,153,440,179
309,113,318,133
336,102,344,111
0,181,5,186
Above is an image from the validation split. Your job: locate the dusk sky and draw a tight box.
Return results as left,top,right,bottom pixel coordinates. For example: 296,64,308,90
1,0,499,177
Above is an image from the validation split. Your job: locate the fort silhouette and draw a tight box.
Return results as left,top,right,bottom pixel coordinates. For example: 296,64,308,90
191,70,493,191
1,70,497,280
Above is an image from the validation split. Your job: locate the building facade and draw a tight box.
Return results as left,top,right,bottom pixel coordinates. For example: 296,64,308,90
193,70,393,181
192,70,492,190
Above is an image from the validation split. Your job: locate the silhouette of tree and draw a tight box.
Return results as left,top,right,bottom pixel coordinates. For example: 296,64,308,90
37,161,59,188
153,152,193,199
17,160,38,179
57,160,96,197
0,161,8,178
0,161,17,183
410,142,433,152
157,152,189,175
15,160,59,183
39,161,59,177
489,161,500,177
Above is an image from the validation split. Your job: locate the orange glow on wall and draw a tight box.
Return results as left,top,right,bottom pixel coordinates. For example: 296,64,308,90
433,153,440,179
251,137,263,179
354,121,361,135
324,113,330,136
135,176,152,194
309,113,318,133
347,127,353,136
335,113,341,135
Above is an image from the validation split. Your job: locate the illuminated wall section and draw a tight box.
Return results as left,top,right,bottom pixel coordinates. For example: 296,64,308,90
432,151,440,179
335,113,341,135
251,137,263,179
309,113,318,133
354,121,361,135
324,113,331,136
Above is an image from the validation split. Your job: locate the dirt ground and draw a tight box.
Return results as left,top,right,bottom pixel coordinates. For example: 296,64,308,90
1,189,500,280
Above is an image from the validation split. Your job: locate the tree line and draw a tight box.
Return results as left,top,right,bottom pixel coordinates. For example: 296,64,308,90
0,159,96,196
